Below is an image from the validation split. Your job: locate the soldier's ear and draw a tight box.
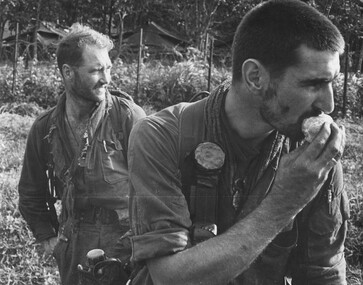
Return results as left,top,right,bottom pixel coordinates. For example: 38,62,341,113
62,64,73,79
242,59,269,94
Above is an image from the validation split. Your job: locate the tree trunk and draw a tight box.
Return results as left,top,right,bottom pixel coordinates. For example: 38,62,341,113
102,4,107,33
111,11,124,61
108,0,114,36
358,40,363,73
195,0,202,49
12,22,19,94
31,0,43,68
72,0,80,24
0,20,5,62
358,10,363,73
324,0,334,15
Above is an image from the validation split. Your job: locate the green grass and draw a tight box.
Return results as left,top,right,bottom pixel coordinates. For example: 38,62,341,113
0,112,362,284
0,113,60,284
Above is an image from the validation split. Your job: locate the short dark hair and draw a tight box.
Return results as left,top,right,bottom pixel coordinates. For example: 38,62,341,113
232,0,345,82
56,23,114,75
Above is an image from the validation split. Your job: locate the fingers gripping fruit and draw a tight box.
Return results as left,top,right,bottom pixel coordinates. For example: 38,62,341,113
302,114,334,143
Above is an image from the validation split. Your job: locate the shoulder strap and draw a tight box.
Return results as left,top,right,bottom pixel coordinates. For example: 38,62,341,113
39,108,56,181
178,97,208,169
109,90,134,161
38,108,60,234
109,89,134,102
179,96,221,242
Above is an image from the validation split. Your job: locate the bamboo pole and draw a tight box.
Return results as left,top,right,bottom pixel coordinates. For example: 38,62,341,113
342,44,349,118
135,28,143,103
207,36,214,92
12,22,19,94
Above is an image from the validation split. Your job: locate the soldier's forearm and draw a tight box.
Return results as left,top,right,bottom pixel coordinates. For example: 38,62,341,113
146,189,304,285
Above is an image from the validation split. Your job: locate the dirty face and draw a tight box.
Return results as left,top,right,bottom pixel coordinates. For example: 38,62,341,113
260,44,340,141
69,45,112,103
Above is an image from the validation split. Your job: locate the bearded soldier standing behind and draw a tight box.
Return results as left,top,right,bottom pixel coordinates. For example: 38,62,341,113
18,24,145,284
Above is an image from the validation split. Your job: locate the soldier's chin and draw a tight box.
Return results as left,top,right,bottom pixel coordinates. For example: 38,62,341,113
95,86,106,92
94,87,106,99
277,125,305,142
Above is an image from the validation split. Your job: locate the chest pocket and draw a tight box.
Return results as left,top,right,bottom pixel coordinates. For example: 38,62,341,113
98,135,128,184
308,188,344,236
307,166,349,236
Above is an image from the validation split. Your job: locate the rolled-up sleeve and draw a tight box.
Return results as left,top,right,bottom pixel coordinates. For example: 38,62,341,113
128,106,192,263
292,162,349,284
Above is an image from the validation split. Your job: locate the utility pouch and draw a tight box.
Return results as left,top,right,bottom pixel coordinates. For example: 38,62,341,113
185,142,225,245
77,249,131,285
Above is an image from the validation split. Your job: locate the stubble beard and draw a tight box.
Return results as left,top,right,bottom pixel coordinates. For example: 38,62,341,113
259,85,307,142
72,72,106,104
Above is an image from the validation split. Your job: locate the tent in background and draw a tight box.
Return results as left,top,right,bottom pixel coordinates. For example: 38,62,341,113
121,21,190,59
2,22,67,60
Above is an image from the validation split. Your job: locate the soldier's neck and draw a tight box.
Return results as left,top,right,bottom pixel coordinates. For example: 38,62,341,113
65,93,97,123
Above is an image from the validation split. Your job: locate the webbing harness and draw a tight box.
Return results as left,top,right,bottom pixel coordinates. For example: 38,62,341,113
177,94,300,283
42,90,133,234
178,95,225,243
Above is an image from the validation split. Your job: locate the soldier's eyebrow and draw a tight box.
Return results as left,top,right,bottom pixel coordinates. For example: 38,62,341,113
299,73,339,86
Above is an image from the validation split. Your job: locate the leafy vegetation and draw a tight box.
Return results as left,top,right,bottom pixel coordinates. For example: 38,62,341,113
1,56,363,116
1,0,363,72
0,56,232,111
0,61,362,284
110,57,230,110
